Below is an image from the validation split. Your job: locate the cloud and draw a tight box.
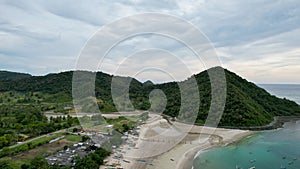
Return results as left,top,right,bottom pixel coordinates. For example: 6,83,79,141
0,0,300,83
216,28,300,83
187,0,300,47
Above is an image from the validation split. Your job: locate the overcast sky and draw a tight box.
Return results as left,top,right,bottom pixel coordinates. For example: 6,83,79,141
1,0,300,84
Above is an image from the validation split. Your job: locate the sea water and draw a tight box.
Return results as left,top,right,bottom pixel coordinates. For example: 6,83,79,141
193,84,300,169
258,84,300,104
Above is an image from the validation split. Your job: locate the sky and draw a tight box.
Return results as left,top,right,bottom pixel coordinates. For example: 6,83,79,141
0,0,300,84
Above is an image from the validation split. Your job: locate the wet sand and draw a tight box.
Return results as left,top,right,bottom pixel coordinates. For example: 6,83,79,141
101,114,253,169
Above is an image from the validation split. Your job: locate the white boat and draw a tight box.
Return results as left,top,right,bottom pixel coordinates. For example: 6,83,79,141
280,165,286,169
235,164,244,169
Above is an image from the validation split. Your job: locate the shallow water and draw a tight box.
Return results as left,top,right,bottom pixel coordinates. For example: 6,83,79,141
193,84,300,169
193,121,300,169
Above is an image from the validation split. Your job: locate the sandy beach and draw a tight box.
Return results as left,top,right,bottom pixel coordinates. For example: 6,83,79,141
149,126,253,169
101,113,253,169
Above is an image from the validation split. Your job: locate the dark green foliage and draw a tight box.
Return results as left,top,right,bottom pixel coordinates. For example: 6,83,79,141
143,80,154,85
82,135,90,142
19,148,110,169
0,105,79,151
74,156,98,169
0,71,31,80
24,156,72,169
0,68,299,127
220,69,300,126
74,148,110,169
0,160,13,169
28,156,49,169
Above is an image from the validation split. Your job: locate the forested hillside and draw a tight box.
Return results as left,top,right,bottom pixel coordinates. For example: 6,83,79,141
0,67,299,127
0,71,31,80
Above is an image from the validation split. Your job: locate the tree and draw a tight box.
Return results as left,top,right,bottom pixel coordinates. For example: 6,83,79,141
0,160,12,169
29,156,49,169
122,124,130,132
82,135,90,142
72,128,78,133
74,156,98,169
21,164,29,169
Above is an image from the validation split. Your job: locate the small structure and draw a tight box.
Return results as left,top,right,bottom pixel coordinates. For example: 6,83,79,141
106,124,114,128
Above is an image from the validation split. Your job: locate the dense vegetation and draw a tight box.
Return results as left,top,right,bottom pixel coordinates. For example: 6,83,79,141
14,147,110,169
0,105,79,150
0,67,299,127
0,71,31,81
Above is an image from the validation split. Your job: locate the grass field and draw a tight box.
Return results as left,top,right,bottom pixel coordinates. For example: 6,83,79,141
64,134,82,142
0,132,64,157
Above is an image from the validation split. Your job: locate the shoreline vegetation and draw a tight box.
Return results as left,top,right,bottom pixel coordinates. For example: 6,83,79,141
216,116,300,131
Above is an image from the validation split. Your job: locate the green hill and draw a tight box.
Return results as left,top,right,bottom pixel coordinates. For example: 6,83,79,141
0,71,31,80
143,80,154,86
0,67,299,127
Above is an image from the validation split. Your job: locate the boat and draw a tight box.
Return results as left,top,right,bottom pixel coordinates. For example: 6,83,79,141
249,159,256,163
249,167,255,169
122,159,130,163
280,164,286,169
235,165,243,169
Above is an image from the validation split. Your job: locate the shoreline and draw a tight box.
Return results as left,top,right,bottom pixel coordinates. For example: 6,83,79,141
152,118,300,169
100,115,300,169
148,126,254,169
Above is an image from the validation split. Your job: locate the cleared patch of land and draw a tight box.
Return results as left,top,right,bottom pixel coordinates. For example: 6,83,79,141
0,132,83,168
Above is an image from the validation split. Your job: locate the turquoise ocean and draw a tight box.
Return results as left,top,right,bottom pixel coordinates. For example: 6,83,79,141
193,84,300,169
